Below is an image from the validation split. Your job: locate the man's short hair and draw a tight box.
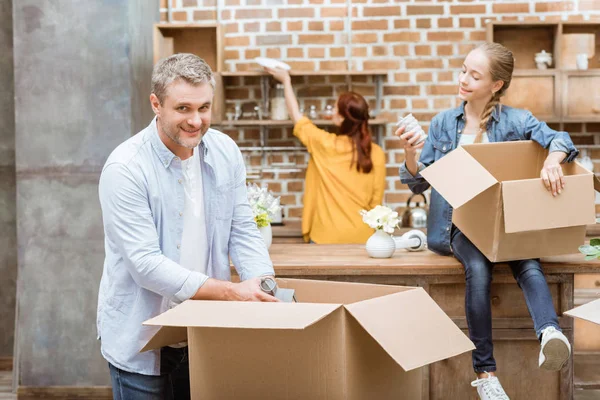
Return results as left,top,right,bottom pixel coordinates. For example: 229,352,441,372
151,53,216,104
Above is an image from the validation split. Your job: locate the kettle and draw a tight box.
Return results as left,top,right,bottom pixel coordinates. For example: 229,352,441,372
401,193,428,228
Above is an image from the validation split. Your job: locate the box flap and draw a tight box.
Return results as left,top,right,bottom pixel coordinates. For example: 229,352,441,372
502,174,596,233
140,326,187,353
565,298,600,325
143,300,341,330
594,174,600,193
345,287,474,371
420,146,498,209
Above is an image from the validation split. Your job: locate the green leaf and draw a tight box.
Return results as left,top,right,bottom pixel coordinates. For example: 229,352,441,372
585,254,599,261
579,245,598,255
591,238,600,247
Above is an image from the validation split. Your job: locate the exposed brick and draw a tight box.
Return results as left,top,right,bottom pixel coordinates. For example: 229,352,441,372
460,18,475,28
182,0,197,7
266,48,281,58
438,71,455,81
458,43,476,54
288,207,303,218
287,181,304,192
437,17,454,28
434,98,453,109
427,31,464,41
172,11,188,21
437,44,454,56
226,36,250,46
393,72,410,82
416,72,433,81
299,34,335,45
330,47,345,57
203,0,216,6
407,5,444,15
469,31,486,41
352,47,368,57
266,21,281,31
384,32,421,42
390,99,407,108
287,21,303,31
415,45,431,56
580,0,600,10
309,21,324,31
224,23,238,34
450,4,487,14
224,50,239,60
384,85,420,96
393,44,410,56
372,46,388,56
225,0,239,5
535,1,575,12
286,61,316,70
427,85,458,95
193,10,216,20
364,60,400,70
160,11,167,21
352,20,388,30
244,22,260,33
412,99,429,109
353,33,379,44
321,7,347,17
363,6,401,17
278,8,314,18
308,48,325,58
448,57,465,68
235,9,272,19
287,47,304,58
220,9,231,20
297,86,334,97
385,139,404,150
394,19,411,29
406,59,443,69
492,2,530,13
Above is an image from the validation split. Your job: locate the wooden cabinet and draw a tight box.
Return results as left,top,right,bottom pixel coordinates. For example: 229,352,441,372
487,21,600,123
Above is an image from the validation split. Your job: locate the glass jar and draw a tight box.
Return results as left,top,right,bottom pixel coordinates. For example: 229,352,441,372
308,105,318,119
270,84,288,121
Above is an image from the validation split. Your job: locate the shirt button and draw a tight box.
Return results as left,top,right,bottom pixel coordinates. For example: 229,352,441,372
446,227,450,231
178,179,182,184
442,145,447,151
177,244,181,249
457,129,462,134
179,211,183,216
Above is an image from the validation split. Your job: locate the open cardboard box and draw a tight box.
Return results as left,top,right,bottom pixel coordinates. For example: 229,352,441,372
141,278,474,400
566,298,600,325
421,140,599,262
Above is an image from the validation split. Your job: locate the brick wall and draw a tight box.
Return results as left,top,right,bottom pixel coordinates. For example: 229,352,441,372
159,0,600,220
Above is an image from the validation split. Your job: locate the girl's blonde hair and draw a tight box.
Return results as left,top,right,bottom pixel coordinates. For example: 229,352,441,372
474,42,514,143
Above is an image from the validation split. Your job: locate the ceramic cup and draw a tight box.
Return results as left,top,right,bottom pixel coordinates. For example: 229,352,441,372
397,113,427,146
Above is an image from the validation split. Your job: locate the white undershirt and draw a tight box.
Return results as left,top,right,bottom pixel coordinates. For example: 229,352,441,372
169,149,208,348
179,149,208,277
459,132,489,146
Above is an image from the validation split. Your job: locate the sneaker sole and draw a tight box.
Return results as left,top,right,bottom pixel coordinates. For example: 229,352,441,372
540,338,570,371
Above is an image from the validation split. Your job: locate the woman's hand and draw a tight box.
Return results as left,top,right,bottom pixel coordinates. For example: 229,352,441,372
540,151,567,196
394,125,424,177
264,67,291,85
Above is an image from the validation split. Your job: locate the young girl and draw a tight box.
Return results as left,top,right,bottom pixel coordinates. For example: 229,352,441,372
266,68,385,244
397,42,578,400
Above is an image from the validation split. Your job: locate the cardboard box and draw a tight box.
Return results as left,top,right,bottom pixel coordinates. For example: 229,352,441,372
142,278,474,400
421,140,598,262
565,298,600,325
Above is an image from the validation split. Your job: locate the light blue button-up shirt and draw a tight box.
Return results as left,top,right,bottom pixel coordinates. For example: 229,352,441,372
97,118,274,375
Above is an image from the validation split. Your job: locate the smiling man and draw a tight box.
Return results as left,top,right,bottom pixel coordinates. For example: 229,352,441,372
97,53,277,400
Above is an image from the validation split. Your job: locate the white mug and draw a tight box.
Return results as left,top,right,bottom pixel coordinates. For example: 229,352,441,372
577,53,589,70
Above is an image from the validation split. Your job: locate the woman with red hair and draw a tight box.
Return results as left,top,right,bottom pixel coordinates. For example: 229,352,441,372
266,68,385,244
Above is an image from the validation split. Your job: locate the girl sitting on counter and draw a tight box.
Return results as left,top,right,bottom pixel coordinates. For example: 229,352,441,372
397,42,578,400
265,67,385,244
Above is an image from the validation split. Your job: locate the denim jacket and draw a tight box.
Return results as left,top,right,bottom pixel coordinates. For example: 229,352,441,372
399,102,579,256
97,118,274,375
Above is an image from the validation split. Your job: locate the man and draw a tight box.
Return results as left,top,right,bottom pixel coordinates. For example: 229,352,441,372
97,53,277,399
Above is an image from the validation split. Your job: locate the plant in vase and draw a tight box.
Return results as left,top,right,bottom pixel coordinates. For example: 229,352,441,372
359,205,400,258
247,183,281,249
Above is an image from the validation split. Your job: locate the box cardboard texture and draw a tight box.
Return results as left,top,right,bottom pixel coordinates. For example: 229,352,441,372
566,298,600,326
421,141,599,262
141,279,474,400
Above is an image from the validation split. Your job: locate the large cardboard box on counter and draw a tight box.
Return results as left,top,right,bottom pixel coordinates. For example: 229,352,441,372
141,278,474,400
421,140,599,262
566,298,600,325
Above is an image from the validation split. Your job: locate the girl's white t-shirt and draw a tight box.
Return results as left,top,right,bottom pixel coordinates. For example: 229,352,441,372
458,132,489,146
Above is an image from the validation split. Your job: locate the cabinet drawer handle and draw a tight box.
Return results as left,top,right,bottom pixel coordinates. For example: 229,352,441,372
491,296,501,306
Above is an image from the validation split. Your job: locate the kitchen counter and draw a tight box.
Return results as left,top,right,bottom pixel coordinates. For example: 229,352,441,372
256,243,600,400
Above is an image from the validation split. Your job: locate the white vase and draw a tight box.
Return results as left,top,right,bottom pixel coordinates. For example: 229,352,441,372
366,230,395,258
259,223,272,250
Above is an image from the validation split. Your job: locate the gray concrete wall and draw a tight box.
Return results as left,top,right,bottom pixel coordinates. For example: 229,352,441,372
0,0,16,360
13,1,157,386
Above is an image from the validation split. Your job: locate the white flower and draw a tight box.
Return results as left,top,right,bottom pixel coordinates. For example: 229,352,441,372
359,205,399,234
247,183,282,228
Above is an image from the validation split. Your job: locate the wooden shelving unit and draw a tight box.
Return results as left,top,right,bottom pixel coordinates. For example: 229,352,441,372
487,21,600,123
217,117,389,127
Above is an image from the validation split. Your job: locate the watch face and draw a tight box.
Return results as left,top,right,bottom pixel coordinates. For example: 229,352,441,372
260,277,277,294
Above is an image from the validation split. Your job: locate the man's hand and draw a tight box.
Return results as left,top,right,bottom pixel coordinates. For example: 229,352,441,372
226,277,279,302
541,151,567,196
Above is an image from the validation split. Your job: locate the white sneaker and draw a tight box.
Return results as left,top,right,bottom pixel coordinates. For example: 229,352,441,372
471,373,510,400
539,326,571,371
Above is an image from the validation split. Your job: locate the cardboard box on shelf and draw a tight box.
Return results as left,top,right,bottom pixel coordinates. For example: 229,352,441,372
141,278,474,400
421,140,599,262
566,298,600,326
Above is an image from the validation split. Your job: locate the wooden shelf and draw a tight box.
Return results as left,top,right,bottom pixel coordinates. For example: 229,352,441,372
214,118,389,127
221,70,388,77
